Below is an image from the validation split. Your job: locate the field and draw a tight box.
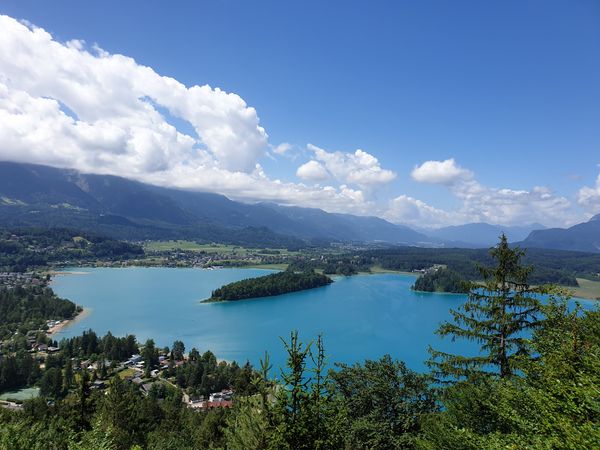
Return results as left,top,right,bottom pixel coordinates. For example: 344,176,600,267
246,263,289,270
368,265,417,276
574,278,600,300
144,240,231,252
143,240,299,256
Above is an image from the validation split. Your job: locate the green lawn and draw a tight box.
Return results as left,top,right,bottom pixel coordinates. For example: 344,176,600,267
0,387,40,401
118,367,138,379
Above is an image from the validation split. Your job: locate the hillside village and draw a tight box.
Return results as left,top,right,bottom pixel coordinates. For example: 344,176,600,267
1,342,236,412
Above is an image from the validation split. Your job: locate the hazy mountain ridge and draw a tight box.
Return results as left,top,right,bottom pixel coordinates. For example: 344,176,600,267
425,222,546,247
2,161,597,251
521,215,600,253
0,162,434,245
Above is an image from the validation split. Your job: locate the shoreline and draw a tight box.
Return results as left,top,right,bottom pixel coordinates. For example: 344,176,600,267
46,264,599,300
47,307,91,336
47,270,91,277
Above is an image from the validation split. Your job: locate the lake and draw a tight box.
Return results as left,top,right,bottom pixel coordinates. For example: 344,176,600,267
51,267,477,372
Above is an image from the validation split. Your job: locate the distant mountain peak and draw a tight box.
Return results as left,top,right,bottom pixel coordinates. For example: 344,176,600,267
590,213,600,222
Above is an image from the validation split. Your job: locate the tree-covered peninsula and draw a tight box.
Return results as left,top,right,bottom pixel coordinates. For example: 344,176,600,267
204,269,333,302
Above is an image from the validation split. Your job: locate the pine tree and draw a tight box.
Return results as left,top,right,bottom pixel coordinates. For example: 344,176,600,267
77,369,91,430
63,358,74,393
428,234,546,380
142,339,158,378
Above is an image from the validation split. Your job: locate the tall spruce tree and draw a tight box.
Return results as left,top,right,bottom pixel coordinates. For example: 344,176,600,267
428,234,545,380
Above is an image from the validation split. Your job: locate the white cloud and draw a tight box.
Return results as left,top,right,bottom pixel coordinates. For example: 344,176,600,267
390,158,574,228
304,143,396,188
386,185,573,228
0,15,267,173
384,195,465,227
0,15,381,215
411,158,473,185
0,15,589,229
273,142,292,155
296,160,329,181
462,185,572,227
577,167,600,213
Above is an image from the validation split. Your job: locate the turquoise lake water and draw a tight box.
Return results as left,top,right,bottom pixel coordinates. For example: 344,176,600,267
51,267,478,372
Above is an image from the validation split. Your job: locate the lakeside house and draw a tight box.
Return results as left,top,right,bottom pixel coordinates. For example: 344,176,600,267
186,389,234,410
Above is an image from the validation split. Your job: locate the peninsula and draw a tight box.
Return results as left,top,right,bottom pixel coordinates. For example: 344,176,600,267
203,269,333,302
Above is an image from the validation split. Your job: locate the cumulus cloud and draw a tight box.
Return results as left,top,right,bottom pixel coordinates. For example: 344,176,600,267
411,158,473,185
460,185,572,227
388,158,574,228
303,143,396,188
0,15,268,173
577,167,600,213
296,160,329,181
384,195,465,227
0,15,379,215
0,15,589,228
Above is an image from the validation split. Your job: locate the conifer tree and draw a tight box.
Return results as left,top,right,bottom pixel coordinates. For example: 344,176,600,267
428,234,546,380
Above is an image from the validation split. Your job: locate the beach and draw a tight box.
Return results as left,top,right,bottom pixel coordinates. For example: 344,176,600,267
47,307,91,336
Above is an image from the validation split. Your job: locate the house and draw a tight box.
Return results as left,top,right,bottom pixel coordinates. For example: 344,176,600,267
37,344,48,352
209,390,233,403
126,354,143,365
188,399,204,409
188,389,234,409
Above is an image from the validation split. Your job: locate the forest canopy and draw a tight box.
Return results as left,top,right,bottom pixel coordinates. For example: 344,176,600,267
205,269,333,302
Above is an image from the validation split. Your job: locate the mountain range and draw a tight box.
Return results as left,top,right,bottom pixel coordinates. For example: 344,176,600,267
0,161,597,252
0,162,433,247
423,223,545,248
521,214,600,253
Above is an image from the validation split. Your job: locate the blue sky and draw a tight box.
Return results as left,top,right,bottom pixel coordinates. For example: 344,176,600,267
0,1,599,227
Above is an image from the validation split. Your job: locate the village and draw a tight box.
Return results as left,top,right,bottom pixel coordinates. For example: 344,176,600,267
0,271,46,289
1,343,235,412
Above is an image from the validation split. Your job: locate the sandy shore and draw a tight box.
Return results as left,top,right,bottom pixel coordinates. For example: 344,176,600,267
47,307,91,336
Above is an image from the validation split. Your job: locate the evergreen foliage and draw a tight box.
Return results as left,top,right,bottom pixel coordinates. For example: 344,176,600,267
0,306,598,449
361,245,600,286
412,268,467,293
418,301,600,449
332,355,437,449
1,236,599,448
0,228,143,272
428,235,552,380
205,269,333,302
0,285,79,340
